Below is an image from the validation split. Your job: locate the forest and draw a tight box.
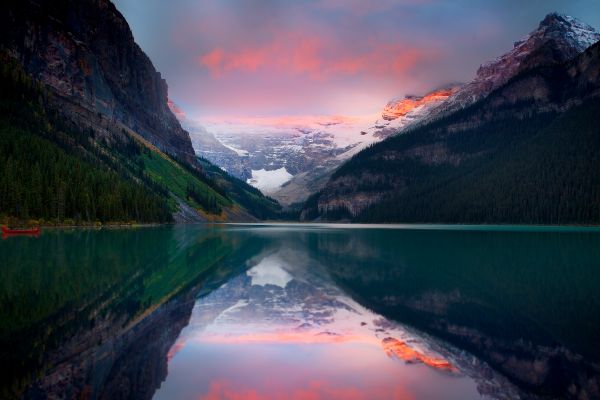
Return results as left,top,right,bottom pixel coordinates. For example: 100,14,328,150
0,60,174,224
0,59,281,224
312,96,600,224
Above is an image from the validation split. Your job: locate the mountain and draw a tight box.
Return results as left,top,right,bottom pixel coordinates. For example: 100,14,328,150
0,0,280,223
192,13,600,210
189,116,380,207
169,242,521,398
187,123,251,180
189,85,461,208
426,13,600,120
381,86,461,122
302,14,600,224
1,0,195,164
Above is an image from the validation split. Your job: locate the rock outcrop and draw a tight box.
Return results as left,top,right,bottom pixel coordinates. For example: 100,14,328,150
0,0,196,163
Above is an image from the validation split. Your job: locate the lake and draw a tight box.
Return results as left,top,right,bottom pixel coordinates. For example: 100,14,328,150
1,224,599,399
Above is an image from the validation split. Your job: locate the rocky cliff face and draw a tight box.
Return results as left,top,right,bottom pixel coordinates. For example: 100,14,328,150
429,13,600,119
0,0,196,163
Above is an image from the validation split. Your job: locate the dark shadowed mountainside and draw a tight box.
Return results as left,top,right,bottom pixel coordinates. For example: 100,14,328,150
0,0,281,223
303,22,600,224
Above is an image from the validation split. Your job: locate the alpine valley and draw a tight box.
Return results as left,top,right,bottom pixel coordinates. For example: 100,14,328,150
188,85,461,208
191,13,600,226
2,3,600,400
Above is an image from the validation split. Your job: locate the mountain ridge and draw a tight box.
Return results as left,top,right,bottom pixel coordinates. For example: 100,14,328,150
382,86,461,122
1,0,197,164
423,12,600,123
189,14,600,209
301,14,600,226
0,0,281,223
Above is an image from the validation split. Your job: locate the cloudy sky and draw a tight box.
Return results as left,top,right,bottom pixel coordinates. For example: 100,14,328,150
113,0,600,120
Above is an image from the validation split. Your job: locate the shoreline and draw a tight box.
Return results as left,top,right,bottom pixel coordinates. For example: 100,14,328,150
3,220,599,231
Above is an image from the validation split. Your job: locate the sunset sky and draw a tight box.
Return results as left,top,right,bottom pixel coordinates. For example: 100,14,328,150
113,0,600,120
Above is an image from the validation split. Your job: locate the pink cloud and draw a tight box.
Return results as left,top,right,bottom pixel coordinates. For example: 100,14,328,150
316,0,433,16
195,331,381,345
197,33,433,80
199,48,226,77
162,2,445,116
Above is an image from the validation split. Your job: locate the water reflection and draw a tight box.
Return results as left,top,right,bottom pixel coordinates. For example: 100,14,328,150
0,226,264,400
1,224,599,400
154,229,520,400
309,226,600,399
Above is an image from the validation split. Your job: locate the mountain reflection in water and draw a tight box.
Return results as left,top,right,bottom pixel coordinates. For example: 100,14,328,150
155,238,495,400
1,224,599,400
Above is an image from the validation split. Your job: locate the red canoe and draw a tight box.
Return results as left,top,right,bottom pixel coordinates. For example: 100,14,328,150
1,226,41,235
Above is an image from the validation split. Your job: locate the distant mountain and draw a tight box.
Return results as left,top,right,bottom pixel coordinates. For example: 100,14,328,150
0,0,280,223
382,86,461,122
189,116,380,207
189,86,461,207
302,14,600,224
373,84,463,140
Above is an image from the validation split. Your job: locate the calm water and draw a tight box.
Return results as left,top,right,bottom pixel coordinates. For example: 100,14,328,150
1,224,599,400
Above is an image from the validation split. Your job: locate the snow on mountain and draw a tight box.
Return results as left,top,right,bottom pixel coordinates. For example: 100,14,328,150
364,84,463,142
429,13,600,117
184,87,468,205
381,86,461,121
183,13,599,206
247,167,293,194
548,14,600,52
220,142,249,157
186,115,382,202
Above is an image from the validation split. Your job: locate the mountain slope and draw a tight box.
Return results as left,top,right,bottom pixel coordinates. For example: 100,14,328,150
426,13,600,121
287,14,599,208
380,85,461,129
193,14,599,209
302,29,600,224
0,63,173,224
1,0,195,163
0,0,280,222
0,60,253,224
190,85,459,209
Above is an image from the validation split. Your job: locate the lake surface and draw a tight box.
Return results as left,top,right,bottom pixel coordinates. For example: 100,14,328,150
1,224,599,399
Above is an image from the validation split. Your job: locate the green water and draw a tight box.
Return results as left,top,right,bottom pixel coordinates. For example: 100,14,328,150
0,224,599,399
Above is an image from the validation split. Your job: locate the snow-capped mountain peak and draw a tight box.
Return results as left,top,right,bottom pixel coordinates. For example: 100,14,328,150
434,13,600,114
188,13,599,207
537,13,599,52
